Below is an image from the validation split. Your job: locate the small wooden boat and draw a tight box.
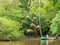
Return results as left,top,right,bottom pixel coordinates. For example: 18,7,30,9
47,37,56,40
40,36,56,40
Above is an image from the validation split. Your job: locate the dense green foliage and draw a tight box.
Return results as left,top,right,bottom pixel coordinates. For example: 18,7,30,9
0,0,60,40
0,0,25,40
50,11,60,35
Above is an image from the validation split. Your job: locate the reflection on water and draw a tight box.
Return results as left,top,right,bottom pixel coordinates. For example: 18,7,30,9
0,39,60,45
40,39,60,45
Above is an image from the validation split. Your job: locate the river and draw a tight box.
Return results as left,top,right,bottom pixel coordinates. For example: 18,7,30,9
0,39,60,45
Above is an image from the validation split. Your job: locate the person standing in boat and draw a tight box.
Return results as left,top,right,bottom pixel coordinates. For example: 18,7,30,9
46,34,49,39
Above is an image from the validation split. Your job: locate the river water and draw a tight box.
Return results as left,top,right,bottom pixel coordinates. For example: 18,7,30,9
0,39,60,45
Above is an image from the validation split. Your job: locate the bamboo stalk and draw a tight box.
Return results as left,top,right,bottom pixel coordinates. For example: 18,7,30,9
38,0,42,37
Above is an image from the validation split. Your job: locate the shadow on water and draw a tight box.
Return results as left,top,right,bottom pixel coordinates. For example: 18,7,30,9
0,39,60,45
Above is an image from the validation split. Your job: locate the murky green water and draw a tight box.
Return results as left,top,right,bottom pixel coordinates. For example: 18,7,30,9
0,39,60,45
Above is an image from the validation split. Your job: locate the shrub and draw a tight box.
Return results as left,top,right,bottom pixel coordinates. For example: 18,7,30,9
0,17,22,40
50,11,60,35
